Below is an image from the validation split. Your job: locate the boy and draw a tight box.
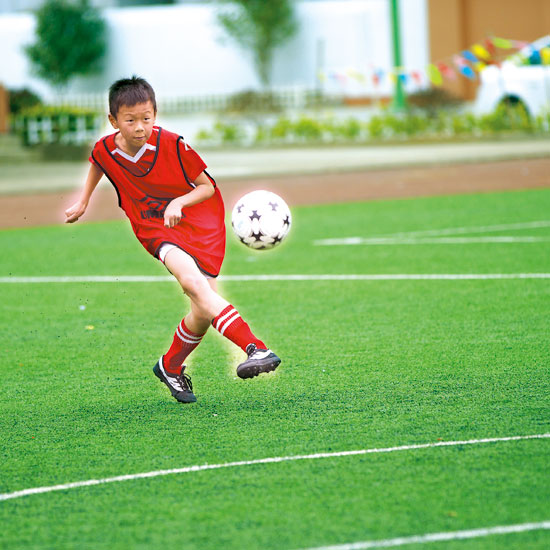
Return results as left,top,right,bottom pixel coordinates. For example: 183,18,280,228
65,76,280,403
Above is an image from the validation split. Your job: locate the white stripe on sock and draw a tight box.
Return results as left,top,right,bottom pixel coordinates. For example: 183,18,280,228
219,312,240,336
214,307,236,331
176,325,202,344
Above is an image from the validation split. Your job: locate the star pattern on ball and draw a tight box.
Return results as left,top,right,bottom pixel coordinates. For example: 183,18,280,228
283,215,291,227
249,210,261,221
268,201,278,211
252,231,263,242
237,204,244,214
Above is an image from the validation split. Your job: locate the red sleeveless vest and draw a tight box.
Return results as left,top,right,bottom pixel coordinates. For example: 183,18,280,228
91,127,225,277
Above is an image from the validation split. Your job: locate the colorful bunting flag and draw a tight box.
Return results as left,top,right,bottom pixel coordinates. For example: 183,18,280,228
427,64,443,85
410,71,423,85
528,49,542,65
346,68,365,83
316,36,532,89
491,37,513,49
458,65,476,79
453,54,467,68
484,38,496,57
472,44,491,61
437,62,456,80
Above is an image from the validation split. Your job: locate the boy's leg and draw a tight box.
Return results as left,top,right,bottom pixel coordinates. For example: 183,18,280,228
161,278,220,374
164,248,279,376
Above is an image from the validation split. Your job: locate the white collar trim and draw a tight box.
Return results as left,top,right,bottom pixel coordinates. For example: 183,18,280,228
111,142,156,163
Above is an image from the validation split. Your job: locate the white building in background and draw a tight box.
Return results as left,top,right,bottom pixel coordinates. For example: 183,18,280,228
0,0,429,103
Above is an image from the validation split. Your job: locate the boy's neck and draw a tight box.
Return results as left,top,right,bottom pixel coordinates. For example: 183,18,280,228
114,133,143,157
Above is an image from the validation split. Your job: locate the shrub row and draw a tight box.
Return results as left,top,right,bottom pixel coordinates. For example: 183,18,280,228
14,105,102,147
196,104,550,147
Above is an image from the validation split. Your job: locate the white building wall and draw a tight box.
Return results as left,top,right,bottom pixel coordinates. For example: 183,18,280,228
0,0,428,102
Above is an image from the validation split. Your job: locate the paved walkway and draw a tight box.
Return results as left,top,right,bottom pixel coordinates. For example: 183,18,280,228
1,138,549,196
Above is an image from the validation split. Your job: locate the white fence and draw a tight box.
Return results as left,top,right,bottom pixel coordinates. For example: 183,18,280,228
14,114,103,145
48,87,342,115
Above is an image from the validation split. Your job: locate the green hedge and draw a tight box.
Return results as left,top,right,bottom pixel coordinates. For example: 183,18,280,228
15,106,102,147
196,104,550,147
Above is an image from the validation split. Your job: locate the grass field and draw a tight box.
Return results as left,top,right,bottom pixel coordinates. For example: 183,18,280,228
1,188,549,550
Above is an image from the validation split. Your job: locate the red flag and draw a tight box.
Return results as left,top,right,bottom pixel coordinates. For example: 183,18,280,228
437,62,456,80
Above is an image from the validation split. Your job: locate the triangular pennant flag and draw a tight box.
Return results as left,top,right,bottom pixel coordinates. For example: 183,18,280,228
336,73,348,84
410,70,423,85
346,68,365,83
491,37,512,49
459,65,476,79
484,38,496,57
461,50,479,63
472,44,491,61
437,62,456,80
529,50,542,65
453,54,467,67
427,63,443,85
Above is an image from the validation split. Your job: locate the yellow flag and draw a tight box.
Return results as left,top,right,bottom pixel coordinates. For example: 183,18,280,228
542,47,550,65
472,44,491,61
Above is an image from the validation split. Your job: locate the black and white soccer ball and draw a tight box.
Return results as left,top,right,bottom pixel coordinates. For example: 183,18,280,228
231,190,292,250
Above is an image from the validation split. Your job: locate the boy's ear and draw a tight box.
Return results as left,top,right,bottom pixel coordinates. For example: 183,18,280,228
108,113,118,129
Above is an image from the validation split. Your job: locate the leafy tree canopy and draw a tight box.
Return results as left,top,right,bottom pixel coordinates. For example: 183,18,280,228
218,0,298,87
26,0,106,88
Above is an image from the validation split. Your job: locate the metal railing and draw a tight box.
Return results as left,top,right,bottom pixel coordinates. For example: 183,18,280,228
14,113,103,146
47,88,341,114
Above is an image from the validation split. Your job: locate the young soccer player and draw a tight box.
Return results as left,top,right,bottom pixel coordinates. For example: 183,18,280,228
65,76,280,403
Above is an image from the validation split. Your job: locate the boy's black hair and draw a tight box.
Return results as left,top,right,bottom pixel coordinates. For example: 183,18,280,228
108,76,157,116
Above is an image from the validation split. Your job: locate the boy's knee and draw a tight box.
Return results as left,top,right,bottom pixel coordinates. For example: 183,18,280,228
176,273,209,298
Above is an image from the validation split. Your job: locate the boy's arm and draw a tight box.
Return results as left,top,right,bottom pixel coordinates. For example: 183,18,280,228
164,171,215,228
65,162,103,223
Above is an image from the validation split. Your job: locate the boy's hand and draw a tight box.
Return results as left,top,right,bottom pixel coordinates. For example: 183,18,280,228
65,201,87,223
164,199,183,228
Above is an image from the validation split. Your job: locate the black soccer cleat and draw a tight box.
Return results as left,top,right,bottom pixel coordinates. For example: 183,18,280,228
236,343,281,379
153,357,197,403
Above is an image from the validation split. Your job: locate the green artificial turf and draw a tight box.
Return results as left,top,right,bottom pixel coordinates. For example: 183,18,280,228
0,189,549,549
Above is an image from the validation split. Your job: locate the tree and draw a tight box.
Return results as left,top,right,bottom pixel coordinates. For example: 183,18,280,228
217,0,298,87
25,0,106,90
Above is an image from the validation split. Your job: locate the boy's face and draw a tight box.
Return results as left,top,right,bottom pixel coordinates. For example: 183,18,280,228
108,100,156,153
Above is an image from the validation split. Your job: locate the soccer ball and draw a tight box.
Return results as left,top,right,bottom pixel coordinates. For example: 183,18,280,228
231,190,292,250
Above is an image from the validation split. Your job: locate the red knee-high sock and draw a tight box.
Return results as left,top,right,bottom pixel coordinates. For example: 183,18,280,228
212,305,266,352
163,318,204,374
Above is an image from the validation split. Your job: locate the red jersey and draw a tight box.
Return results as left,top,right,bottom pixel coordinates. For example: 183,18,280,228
90,126,225,277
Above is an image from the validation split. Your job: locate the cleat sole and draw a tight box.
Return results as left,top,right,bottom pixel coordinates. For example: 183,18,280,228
237,356,281,379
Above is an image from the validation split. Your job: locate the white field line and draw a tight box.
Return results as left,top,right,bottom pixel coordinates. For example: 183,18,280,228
379,220,550,238
1,273,550,284
301,521,550,550
314,220,550,246
0,433,548,503
314,236,549,245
